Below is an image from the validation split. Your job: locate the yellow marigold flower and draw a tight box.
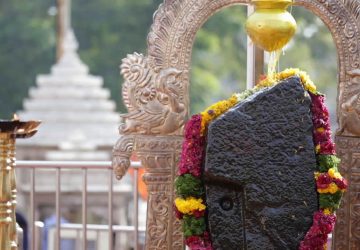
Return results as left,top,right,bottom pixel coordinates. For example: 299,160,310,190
328,168,343,182
315,144,321,153
174,197,206,215
328,183,339,194
334,172,342,179
328,168,336,178
323,208,332,215
258,68,317,94
314,172,320,180
303,81,317,94
279,68,298,80
200,95,238,135
316,127,325,133
298,71,317,94
318,183,339,194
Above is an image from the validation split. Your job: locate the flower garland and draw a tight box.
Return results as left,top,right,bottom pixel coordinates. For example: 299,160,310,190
298,92,347,250
174,68,347,250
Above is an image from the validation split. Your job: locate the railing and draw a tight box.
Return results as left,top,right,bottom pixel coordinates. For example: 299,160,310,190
16,160,144,250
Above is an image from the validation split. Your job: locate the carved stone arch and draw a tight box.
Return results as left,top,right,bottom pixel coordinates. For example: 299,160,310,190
113,0,360,249
294,0,360,124
148,0,251,114
148,0,360,120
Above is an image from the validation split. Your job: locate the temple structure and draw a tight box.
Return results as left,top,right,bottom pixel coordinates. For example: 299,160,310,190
17,29,120,159
15,29,138,249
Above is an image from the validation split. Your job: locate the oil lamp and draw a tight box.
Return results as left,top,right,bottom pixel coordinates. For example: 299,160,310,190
0,115,40,250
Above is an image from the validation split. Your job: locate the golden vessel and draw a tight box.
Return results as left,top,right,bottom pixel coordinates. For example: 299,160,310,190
246,0,297,52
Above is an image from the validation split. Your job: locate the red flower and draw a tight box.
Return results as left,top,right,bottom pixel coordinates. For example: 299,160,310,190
184,115,202,140
178,136,205,177
313,129,331,145
300,211,336,249
174,205,183,219
186,233,213,250
186,236,202,245
316,173,332,189
319,141,335,155
312,118,328,129
193,209,205,218
310,93,331,128
333,178,348,190
317,212,336,234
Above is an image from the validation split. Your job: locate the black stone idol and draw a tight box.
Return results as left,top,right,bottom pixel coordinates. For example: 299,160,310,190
204,77,318,250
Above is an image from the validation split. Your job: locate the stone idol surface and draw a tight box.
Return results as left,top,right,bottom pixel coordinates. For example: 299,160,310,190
204,77,318,249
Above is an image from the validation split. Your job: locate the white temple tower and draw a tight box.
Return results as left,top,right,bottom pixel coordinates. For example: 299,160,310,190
17,29,120,160
15,30,135,249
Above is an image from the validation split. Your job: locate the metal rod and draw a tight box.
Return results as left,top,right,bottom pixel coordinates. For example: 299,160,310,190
134,169,139,250
55,168,61,250
30,168,35,250
246,5,264,88
59,223,146,232
16,160,142,169
108,169,113,250
96,230,99,250
82,168,87,250
75,228,80,250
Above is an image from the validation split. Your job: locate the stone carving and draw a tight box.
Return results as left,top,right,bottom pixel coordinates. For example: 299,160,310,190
120,53,186,135
112,135,134,180
112,0,360,249
334,136,360,249
136,136,183,250
205,78,318,249
338,69,360,136
344,0,360,21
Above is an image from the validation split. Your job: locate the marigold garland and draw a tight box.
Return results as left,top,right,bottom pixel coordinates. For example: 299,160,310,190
175,68,347,250
200,94,238,135
175,197,206,215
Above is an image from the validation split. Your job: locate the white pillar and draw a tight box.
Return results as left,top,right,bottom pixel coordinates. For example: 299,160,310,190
246,5,264,89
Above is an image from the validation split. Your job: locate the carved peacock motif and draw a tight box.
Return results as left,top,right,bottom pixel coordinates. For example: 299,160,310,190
119,53,186,135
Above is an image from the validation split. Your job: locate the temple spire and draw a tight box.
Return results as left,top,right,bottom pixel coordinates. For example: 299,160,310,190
56,0,72,60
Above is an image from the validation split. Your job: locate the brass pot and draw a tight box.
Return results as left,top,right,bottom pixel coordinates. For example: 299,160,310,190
246,0,297,52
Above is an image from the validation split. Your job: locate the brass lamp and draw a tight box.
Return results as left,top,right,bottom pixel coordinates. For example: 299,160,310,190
246,0,297,52
0,116,40,250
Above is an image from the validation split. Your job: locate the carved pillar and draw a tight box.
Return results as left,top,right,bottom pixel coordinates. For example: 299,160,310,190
113,135,184,250
136,136,183,250
113,50,186,249
334,136,360,249
334,69,360,249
